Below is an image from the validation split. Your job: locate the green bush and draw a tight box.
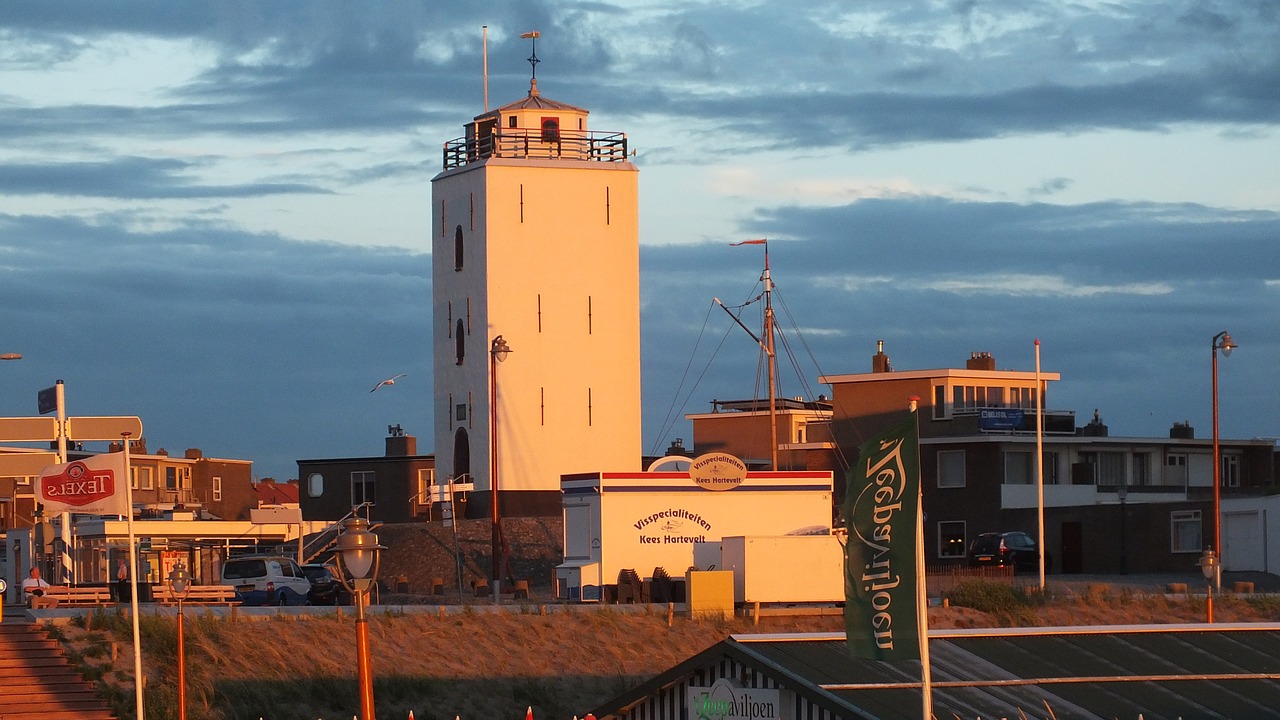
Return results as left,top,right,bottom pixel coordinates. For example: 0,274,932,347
947,580,1035,615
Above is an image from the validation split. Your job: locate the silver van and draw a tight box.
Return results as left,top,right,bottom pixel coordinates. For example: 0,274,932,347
220,555,312,606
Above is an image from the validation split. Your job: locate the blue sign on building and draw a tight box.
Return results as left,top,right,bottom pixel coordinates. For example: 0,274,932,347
980,408,1025,430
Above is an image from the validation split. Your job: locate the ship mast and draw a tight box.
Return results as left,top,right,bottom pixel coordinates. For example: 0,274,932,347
763,245,779,471
716,239,779,470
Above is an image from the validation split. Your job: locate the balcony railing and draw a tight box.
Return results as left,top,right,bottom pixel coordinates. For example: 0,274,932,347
443,129,629,169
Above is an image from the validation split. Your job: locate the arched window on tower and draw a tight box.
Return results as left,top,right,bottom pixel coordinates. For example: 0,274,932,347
454,225,464,271
541,117,560,143
455,319,465,365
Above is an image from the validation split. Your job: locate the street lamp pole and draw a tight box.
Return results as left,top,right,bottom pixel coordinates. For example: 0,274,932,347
1211,330,1236,591
335,517,385,720
489,335,512,605
167,563,192,720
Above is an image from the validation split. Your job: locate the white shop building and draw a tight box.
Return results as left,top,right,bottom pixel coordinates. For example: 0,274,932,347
555,458,842,603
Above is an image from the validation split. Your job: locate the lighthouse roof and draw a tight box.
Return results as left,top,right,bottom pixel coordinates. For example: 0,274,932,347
475,78,588,120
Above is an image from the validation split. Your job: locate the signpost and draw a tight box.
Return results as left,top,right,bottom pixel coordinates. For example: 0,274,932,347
0,380,143,585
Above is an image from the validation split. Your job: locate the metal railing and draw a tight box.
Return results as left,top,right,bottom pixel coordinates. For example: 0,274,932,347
301,502,376,565
443,129,629,169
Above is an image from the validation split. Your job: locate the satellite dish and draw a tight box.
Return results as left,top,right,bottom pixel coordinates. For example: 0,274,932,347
646,455,692,472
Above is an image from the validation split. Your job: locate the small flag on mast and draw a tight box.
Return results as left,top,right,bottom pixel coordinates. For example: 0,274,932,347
730,238,767,246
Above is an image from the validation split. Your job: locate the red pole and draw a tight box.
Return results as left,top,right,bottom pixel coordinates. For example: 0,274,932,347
356,590,375,720
1212,339,1221,591
177,599,187,720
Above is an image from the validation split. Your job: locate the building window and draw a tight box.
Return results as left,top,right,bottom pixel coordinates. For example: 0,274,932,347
1004,451,1033,485
455,403,467,422
1165,453,1189,486
454,225,464,271
938,521,966,559
1170,510,1202,553
417,468,435,504
455,319,465,365
1079,451,1124,486
212,476,222,502
165,466,191,491
508,115,517,128
1221,455,1240,488
933,384,948,419
351,471,376,506
1042,451,1059,485
308,473,324,498
938,450,965,488
1132,453,1150,487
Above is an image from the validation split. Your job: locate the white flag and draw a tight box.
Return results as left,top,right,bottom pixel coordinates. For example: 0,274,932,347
37,452,129,516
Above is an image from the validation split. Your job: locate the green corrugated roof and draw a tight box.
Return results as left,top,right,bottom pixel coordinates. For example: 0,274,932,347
596,625,1280,720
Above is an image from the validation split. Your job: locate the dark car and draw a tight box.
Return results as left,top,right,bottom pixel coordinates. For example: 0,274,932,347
300,563,348,606
967,531,1046,573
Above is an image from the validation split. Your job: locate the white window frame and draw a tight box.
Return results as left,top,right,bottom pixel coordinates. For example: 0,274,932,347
307,473,324,498
1221,455,1240,488
1170,510,1202,554
132,466,154,491
937,520,967,559
212,476,222,502
938,450,966,488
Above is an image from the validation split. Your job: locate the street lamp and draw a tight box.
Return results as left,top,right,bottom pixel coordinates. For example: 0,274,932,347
1199,548,1218,623
1211,330,1236,590
334,517,385,720
167,563,192,720
489,335,512,605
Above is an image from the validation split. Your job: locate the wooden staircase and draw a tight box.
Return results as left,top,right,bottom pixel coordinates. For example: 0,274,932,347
0,618,117,720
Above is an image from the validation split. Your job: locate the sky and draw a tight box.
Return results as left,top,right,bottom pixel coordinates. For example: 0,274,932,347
0,1,1276,482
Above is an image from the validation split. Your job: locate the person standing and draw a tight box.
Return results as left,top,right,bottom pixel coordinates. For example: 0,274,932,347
116,559,131,603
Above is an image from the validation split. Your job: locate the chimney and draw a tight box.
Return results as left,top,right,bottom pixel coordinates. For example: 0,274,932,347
1170,421,1194,439
184,448,203,460
966,352,996,371
386,426,417,457
872,340,892,373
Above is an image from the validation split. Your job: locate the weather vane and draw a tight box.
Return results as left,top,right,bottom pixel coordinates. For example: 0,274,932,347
520,31,540,79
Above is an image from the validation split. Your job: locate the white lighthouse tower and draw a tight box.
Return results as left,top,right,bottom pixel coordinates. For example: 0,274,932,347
431,56,641,519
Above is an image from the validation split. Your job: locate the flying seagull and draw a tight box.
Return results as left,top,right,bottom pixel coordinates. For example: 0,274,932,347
370,374,406,393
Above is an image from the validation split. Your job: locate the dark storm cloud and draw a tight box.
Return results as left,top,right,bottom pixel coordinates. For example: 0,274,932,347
0,157,327,198
5,2,1277,153
0,212,430,480
639,197,1279,451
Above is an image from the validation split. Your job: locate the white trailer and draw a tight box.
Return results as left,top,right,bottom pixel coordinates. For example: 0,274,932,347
720,535,845,604
556,470,834,601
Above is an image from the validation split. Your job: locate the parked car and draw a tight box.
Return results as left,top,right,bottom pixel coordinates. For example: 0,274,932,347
967,531,1047,573
300,562,350,606
220,555,312,606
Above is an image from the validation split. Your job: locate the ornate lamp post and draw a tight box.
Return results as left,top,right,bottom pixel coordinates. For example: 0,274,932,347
167,563,192,720
489,335,512,605
1199,548,1218,623
1211,331,1236,591
335,517,384,720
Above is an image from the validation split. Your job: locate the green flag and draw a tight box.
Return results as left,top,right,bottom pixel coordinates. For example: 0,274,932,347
843,413,921,660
